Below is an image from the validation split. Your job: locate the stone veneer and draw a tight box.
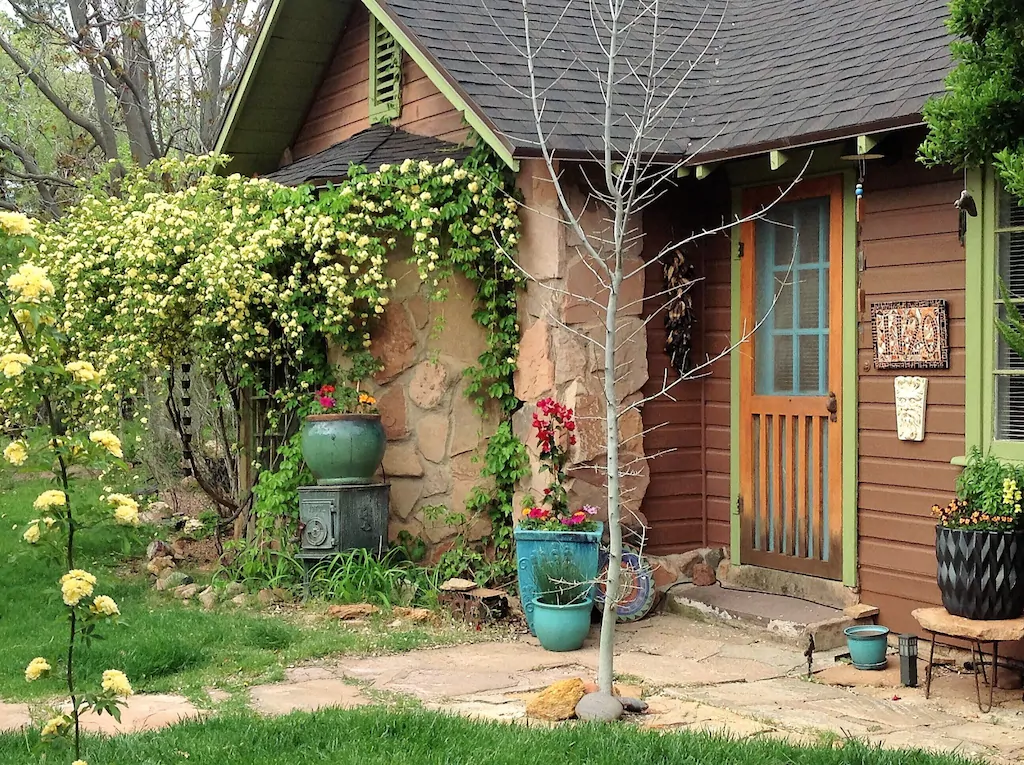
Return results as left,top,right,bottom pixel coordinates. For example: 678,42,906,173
329,244,498,561
512,160,652,539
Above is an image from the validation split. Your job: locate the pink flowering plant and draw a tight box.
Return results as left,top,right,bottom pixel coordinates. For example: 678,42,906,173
310,384,378,415
519,398,600,531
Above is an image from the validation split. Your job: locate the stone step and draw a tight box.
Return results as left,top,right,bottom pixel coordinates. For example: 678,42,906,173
667,583,876,651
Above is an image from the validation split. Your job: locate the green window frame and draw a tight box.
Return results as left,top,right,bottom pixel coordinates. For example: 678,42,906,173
966,167,1024,461
369,14,402,124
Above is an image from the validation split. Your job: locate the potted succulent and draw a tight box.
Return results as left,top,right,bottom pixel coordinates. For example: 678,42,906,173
300,384,384,485
933,448,1024,620
531,552,594,652
514,398,602,635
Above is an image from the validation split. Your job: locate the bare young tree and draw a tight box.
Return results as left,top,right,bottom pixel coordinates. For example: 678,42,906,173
0,0,268,214
486,0,808,696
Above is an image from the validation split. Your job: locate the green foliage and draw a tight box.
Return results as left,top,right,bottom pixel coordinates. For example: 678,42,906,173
996,277,1024,359
531,552,591,606
304,548,438,608
919,0,1024,196
933,446,1024,530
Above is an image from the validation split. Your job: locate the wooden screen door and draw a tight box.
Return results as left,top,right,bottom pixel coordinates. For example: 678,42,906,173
739,176,843,580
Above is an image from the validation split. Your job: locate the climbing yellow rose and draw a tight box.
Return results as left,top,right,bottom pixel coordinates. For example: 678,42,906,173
89,430,123,459
24,657,50,681
33,490,66,509
90,595,120,617
0,211,35,237
64,360,102,383
3,440,28,466
5,262,53,302
113,503,139,527
0,352,31,377
40,714,70,738
22,523,40,544
101,668,133,697
60,569,96,606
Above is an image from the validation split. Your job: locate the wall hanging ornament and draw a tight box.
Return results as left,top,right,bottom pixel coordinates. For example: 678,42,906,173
663,246,696,375
894,375,928,442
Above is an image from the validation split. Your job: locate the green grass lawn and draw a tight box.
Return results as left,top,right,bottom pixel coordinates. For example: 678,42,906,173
0,707,976,765
0,472,477,705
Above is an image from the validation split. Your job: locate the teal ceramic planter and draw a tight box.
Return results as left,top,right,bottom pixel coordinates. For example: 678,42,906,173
844,625,890,670
300,414,385,485
515,523,602,635
532,597,594,652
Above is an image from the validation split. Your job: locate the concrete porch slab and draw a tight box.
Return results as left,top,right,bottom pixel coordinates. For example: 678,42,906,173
668,583,860,650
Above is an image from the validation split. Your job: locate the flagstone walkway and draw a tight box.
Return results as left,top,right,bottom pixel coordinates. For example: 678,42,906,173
5,612,1024,762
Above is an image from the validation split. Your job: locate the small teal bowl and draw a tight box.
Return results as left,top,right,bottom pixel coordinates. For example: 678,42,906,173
844,625,890,670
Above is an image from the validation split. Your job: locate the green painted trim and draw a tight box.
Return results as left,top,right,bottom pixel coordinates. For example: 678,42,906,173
730,187,743,566
368,15,402,124
965,166,986,453
362,0,518,169
951,455,968,467
214,0,285,155
841,169,858,587
769,150,788,171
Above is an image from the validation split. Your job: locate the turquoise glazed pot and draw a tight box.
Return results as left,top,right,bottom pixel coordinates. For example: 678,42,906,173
532,597,594,652
300,414,385,485
515,523,602,635
844,625,890,670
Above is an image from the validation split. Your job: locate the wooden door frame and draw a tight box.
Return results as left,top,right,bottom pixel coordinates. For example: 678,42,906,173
728,171,859,586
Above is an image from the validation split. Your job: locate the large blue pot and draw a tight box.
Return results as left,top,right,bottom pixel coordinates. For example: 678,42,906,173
532,597,594,652
515,523,602,635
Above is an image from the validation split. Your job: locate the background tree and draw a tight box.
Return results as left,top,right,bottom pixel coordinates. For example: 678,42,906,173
919,0,1024,192
0,0,268,216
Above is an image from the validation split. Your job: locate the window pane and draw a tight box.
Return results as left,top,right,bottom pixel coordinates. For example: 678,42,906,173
997,304,1024,370
996,375,1024,440
774,334,794,392
798,269,820,329
999,187,1024,229
998,231,1024,295
796,205,821,264
798,334,821,394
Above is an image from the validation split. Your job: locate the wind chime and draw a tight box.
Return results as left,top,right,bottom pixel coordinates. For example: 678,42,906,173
663,246,696,376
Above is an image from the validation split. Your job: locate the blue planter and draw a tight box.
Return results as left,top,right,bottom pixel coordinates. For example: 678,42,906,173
844,625,890,670
515,523,602,635
533,597,594,652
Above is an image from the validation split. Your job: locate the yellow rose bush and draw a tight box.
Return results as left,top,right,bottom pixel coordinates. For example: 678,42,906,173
1,214,134,763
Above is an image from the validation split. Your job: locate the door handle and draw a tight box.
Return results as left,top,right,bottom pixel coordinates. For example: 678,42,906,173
826,391,838,423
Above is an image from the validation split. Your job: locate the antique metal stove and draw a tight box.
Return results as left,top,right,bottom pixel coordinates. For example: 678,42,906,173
297,483,389,576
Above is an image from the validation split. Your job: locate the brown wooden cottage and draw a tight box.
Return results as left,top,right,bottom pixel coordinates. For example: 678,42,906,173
216,0,1009,637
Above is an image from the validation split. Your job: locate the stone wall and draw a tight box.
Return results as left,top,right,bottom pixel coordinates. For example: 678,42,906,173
512,160,652,538
330,247,497,560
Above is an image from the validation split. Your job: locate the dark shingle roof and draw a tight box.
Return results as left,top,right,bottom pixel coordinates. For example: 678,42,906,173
266,126,470,186
380,0,952,160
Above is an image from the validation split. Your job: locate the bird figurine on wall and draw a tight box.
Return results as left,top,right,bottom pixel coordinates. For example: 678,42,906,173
955,189,978,246
663,246,696,376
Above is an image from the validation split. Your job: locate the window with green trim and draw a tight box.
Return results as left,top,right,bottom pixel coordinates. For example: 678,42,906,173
995,185,1024,440
369,15,402,124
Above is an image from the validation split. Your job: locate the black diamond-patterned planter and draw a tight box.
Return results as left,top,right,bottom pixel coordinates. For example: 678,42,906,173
936,526,1024,620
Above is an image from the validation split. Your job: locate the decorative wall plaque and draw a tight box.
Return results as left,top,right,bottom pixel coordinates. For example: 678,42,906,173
894,376,928,441
871,300,949,370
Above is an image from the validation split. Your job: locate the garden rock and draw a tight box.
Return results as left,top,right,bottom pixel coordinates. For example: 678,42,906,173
147,539,174,560
392,607,434,623
440,578,477,592
327,603,379,620
156,570,192,591
146,555,175,577
257,588,291,606
199,587,218,611
224,582,245,598
140,501,171,524
525,678,585,721
619,697,649,714
691,562,717,587
575,691,624,722
231,594,247,606
174,583,199,600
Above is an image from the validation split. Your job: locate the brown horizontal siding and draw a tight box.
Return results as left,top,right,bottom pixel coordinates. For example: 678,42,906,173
640,177,732,554
291,5,468,159
856,134,964,633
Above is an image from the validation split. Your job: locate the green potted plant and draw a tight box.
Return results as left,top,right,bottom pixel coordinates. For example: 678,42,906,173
933,449,1024,620
514,398,602,636
531,552,594,652
300,385,384,485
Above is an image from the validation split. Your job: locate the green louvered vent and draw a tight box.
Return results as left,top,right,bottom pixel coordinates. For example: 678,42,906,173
369,15,402,124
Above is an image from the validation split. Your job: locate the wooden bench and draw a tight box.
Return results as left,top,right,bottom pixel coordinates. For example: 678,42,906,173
912,607,1024,712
